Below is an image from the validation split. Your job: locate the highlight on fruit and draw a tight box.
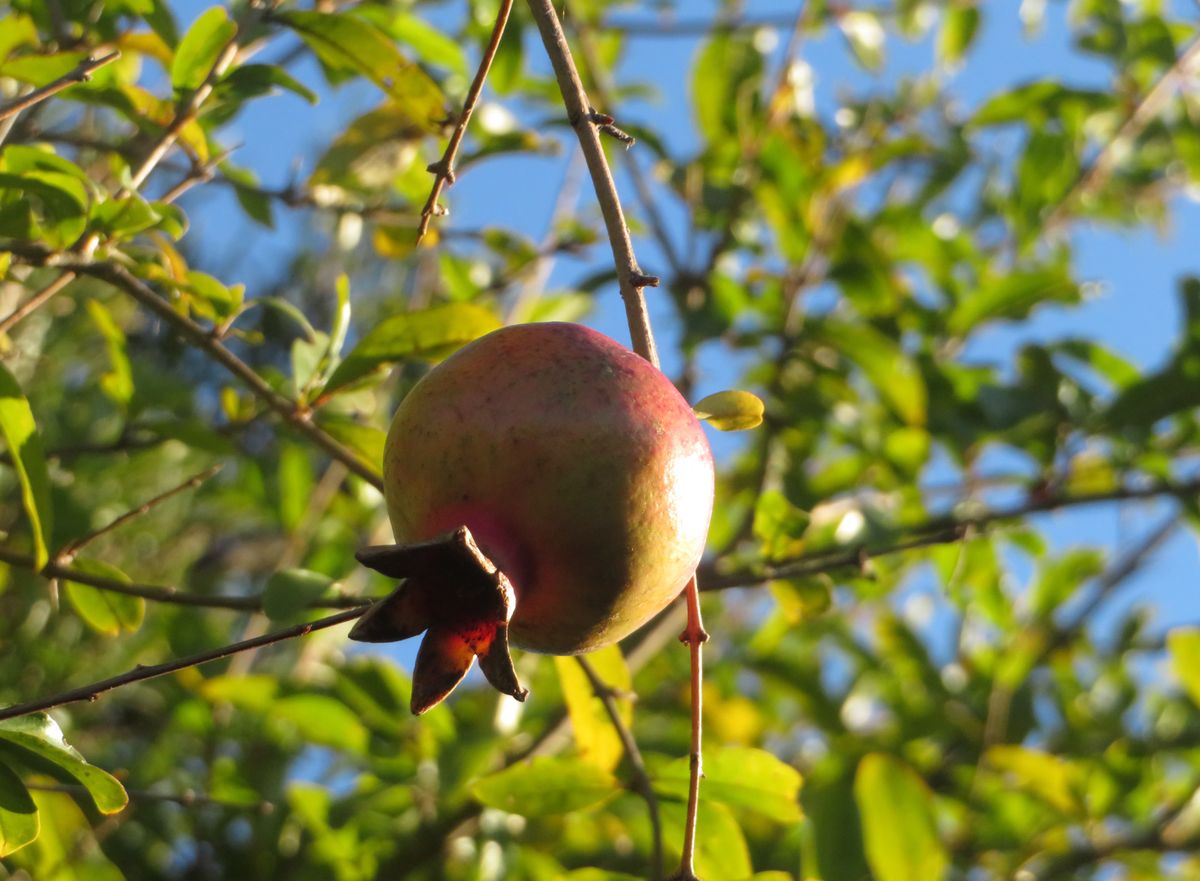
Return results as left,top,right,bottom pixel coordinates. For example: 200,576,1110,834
351,322,715,714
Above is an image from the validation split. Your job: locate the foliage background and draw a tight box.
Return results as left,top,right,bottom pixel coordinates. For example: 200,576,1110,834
2,0,1200,879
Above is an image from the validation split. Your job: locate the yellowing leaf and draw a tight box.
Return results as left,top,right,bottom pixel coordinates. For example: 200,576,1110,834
854,754,947,881
985,746,1081,815
693,390,765,431
554,647,632,772
63,558,144,636
0,365,52,569
1169,628,1200,710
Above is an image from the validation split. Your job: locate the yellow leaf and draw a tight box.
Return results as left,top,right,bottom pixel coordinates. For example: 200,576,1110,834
693,390,765,431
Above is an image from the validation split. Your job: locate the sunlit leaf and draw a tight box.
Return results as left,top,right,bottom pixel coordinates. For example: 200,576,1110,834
1169,628,1200,709
985,746,1082,815
854,753,947,881
276,11,445,130
819,321,927,426
657,746,803,823
0,761,37,857
693,390,765,431
471,757,619,817
0,715,127,815
553,647,632,772
272,695,369,754
321,304,501,396
0,364,52,570
171,6,235,91
661,799,752,881
64,558,145,636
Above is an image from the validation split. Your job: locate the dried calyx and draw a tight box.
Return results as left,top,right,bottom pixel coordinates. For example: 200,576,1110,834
352,527,528,715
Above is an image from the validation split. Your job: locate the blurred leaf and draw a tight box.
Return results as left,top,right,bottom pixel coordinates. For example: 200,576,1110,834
985,746,1081,815
820,321,927,425
185,270,244,322
938,4,981,66
64,558,145,636
322,303,500,396
471,757,619,817
854,753,947,881
1168,628,1200,709
0,761,37,857
839,11,887,70
0,715,127,815
553,647,632,772
277,11,445,130
85,300,134,408
315,416,385,471
657,746,803,823
216,63,317,106
277,443,313,531
0,364,52,570
272,695,369,754
949,267,1079,336
661,799,752,881
262,569,335,621
171,6,235,91
693,390,765,431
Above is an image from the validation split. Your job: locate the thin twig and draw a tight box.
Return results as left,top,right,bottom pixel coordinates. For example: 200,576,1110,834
577,656,663,880
0,545,368,611
1045,37,1200,230
0,51,121,124
700,475,1200,591
415,0,514,244
1,244,384,490
0,608,365,722
563,0,685,279
58,464,223,560
526,0,661,367
0,271,76,335
670,574,708,881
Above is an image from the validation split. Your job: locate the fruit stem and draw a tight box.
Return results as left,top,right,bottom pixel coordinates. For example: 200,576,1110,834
671,572,708,881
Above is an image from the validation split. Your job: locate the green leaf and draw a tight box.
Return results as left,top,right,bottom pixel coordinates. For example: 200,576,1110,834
948,267,1079,336
471,757,620,818
85,300,134,408
63,558,145,636
315,416,385,472
272,695,369,754
276,11,445,131
91,193,162,240
1168,628,1200,709
321,304,501,396
277,443,313,531
657,746,803,823
216,63,318,106
262,569,334,621
819,321,927,426
0,364,52,570
854,754,947,881
0,761,37,857
171,6,236,91
553,647,633,772
985,746,1081,815
660,799,752,881
839,10,887,70
0,714,127,815
693,390,765,431
938,4,980,66
185,270,243,322
384,11,468,76
692,32,763,142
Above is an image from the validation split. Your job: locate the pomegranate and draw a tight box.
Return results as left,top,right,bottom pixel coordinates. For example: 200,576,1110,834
351,322,714,714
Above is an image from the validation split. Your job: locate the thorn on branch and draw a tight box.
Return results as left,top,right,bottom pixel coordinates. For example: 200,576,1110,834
630,271,660,289
583,108,637,147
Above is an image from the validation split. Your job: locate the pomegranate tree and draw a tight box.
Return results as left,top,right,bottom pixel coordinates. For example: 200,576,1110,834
351,322,714,714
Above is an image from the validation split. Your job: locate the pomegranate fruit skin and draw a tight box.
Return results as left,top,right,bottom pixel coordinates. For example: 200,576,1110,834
382,322,714,655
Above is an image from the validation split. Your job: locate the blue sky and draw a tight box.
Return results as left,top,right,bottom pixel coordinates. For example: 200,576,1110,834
163,0,1200,652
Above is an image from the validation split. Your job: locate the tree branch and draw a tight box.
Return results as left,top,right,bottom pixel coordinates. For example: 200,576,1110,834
1,244,384,490
58,464,223,560
0,608,365,722
1046,36,1200,230
416,0,514,244
0,51,121,125
526,0,661,367
701,476,1200,591
0,545,368,611
577,656,663,879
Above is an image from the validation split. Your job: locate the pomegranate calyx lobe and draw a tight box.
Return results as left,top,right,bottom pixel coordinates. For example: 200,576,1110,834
352,526,528,714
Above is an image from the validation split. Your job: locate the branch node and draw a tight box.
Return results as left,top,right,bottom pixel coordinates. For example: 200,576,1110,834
630,271,660,289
